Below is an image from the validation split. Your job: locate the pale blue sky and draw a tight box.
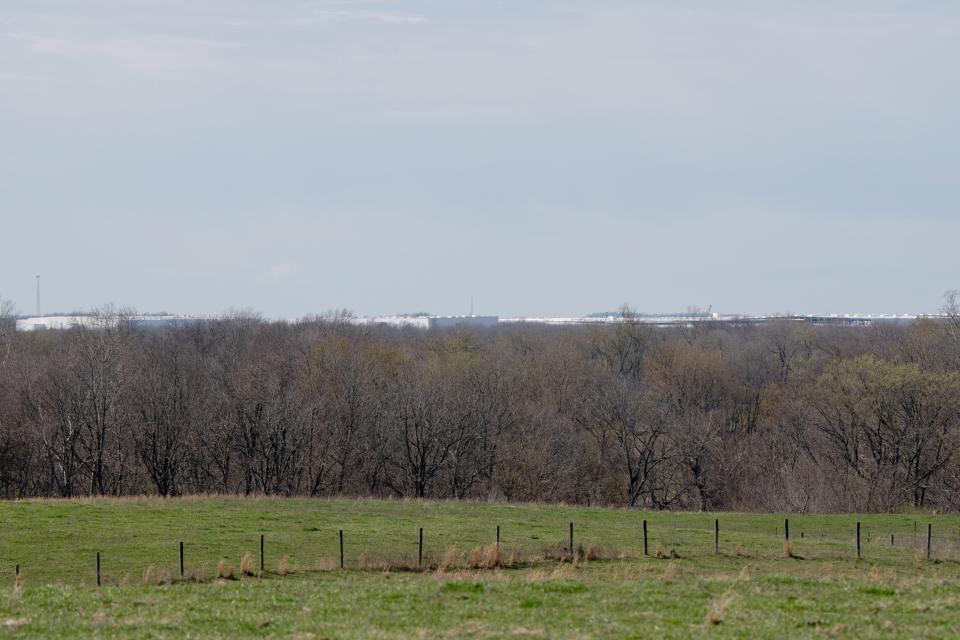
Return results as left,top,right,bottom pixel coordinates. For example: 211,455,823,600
1,1,958,318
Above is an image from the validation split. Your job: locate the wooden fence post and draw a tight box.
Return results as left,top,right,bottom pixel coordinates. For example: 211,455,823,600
714,519,719,554
927,524,932,561
260,534,265,574
418,527,423,567
179,541,184,579
96,552,101,587
568,522,574,557
643,520,648,557
339,530,345,569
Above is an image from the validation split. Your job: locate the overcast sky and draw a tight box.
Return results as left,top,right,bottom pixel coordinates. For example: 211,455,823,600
1,1,958,318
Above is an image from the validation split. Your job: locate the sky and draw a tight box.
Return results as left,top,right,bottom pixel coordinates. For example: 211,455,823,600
1,0,958,319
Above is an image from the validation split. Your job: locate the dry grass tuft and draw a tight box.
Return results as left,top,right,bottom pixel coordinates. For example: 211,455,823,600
154,567,172,586
142,564,155,585
483,544,502,569
240,552,256,577
442,547,461,572
189,563,209,583
466,544,502,569
661,561,678,582
585,544,601,561
706,591,735,626
356,555,393,572
737,564,750,581
278,556,290,576
654,544,665,559
315,557,336,572
735,544,743,557
783,540,797,558
216,559,235,580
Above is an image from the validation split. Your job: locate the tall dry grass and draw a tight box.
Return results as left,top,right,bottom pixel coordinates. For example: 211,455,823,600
239,552,256,577
215,559,234,580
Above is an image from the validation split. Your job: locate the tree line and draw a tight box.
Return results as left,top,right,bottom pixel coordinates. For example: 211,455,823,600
2,297,960,512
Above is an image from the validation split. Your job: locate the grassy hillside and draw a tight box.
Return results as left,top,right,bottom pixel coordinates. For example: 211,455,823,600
1,498,960,638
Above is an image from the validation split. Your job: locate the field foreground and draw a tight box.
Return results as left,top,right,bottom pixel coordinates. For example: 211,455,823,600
2,498,960,638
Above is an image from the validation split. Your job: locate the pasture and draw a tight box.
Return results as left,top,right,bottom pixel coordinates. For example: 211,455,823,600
1,497,960,638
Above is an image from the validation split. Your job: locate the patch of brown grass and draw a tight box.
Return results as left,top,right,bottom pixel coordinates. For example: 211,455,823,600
466,544,502,569
314,557,337,572
661,561,678,583
215,559,234,580
441,547,460,572
484,543,502,568
706,591,735,626
189,563,209,583
278,556,290,576
240,552,256,577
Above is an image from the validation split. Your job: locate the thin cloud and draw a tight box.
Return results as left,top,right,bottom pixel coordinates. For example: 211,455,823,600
257,262,300,284
279,9,427,26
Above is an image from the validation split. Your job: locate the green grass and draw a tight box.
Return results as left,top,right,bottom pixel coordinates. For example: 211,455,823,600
2,497,960,638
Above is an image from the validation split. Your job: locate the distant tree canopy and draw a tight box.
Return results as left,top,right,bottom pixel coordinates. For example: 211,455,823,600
3,306,960,512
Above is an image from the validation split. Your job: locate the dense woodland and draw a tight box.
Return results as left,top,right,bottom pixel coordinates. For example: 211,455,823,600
3,297,960,512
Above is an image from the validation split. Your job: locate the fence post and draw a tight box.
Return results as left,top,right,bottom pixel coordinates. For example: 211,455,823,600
418,527,423,567
96,552,101,587
714,519,719,554
643,519,648,557
569,522,574,557
496,525,500,548
784,519,790,541
15,565,19,584
339,530,345,569
927,524,932,561
856,522,861,560
890,533,894,546
179,541,184,579
260,534,265,574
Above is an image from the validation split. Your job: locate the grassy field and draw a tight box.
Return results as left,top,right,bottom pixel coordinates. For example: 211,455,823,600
2,498,960,638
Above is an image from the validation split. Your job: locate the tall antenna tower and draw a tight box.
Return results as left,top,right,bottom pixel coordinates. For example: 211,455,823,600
36,275,40,316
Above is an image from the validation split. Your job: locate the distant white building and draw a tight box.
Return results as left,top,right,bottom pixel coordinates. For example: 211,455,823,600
427,315,499,330
15,315,220,332
352,315,431,329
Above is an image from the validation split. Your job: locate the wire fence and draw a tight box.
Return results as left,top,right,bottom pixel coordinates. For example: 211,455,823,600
7,512,960,587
